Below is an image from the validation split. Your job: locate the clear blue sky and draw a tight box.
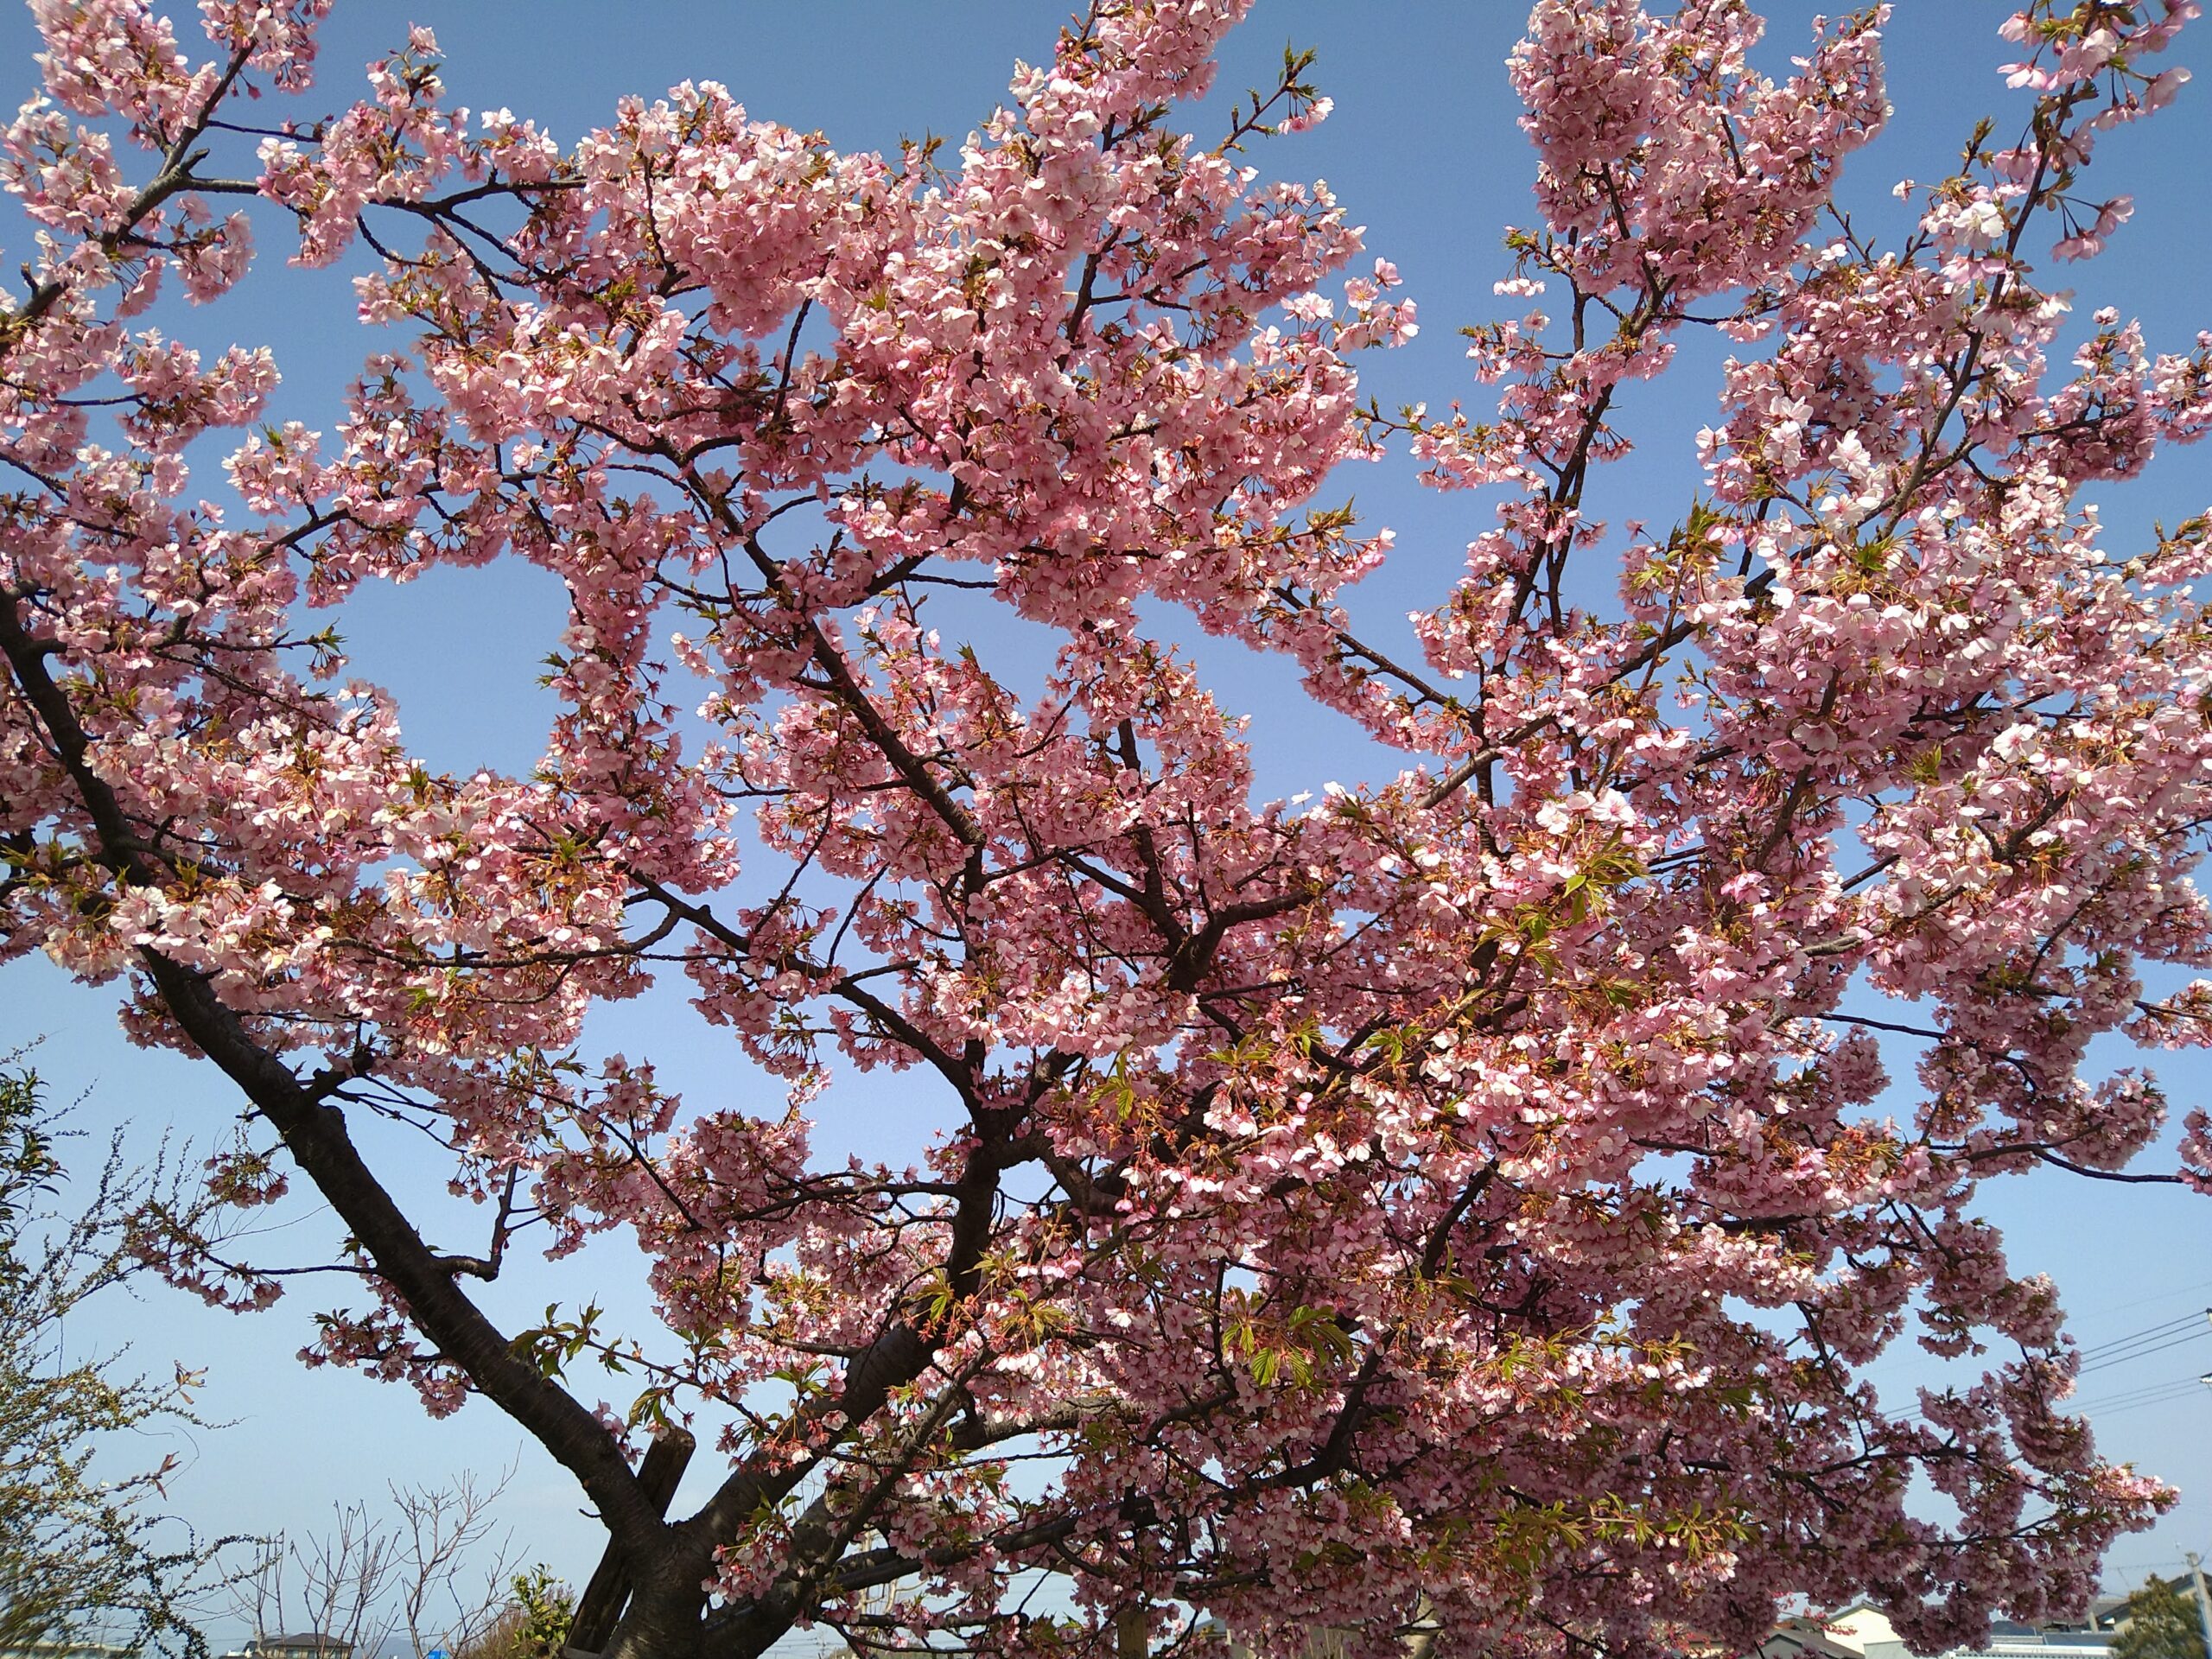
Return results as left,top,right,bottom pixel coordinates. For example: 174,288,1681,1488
4,3,2211,1649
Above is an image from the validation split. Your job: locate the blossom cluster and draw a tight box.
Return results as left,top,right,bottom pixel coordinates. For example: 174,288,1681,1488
3,2,2210,1656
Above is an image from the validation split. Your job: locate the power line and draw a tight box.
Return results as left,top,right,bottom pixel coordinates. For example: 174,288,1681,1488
2078,1323,2212,1378
2075,1382,2210,1419
2081,1277,2212,1323
1861,1300,2211,1381
1870,1306,2208,1384
2077,1310,2208,1363
2071,1373,2210,1412
1895,1382,2208,1428
1885,1315,2212,1425
2098,1389,2207,1418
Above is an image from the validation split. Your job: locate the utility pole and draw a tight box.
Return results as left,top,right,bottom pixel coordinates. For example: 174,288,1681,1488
2181,1323,2212,1659
2197,1317,2212,1657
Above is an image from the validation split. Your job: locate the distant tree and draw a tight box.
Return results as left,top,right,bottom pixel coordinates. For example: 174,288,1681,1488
2114,1576,2209,1659
231,1467,525,1659
0,1064,235,1655
454,1567,575,1659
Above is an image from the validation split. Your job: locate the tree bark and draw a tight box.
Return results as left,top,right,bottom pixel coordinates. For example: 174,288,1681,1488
569,1431,696,1656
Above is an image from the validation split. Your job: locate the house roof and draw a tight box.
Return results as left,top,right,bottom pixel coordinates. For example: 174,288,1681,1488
1759,1616,1869,1659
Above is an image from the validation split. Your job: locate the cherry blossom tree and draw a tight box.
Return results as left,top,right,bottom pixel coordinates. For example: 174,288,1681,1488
3,1,2211,1655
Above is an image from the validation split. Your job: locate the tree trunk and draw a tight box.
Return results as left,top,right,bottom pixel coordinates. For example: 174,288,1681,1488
568,1433,696,1656
601,1558,714,1659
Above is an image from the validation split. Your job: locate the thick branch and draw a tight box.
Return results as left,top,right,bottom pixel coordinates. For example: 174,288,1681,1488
0,597,666,1564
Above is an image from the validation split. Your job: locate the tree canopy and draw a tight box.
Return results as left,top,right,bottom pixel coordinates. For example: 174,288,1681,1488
3,2,2211,1656
2114,1575,2210,1659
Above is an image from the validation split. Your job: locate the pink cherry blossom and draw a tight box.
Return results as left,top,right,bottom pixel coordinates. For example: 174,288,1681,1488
3,3,2211,1656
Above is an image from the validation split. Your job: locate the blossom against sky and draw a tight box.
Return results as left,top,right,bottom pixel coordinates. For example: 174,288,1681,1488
3,3,2211,1643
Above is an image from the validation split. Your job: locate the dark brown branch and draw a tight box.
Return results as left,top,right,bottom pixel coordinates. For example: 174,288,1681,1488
0,596,665,1567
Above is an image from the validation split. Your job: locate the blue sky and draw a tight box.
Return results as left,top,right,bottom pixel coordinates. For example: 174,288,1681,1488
4,3,2212,1648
